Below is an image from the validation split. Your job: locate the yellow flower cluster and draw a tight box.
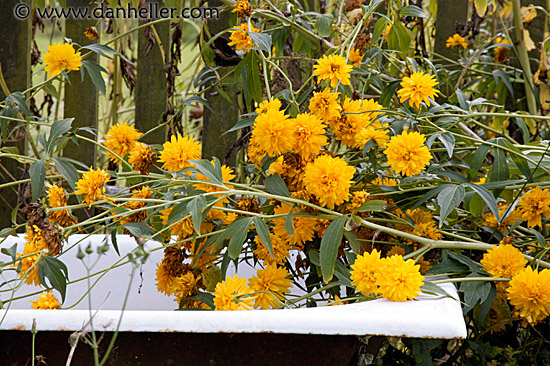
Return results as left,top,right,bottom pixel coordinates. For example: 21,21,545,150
214,266,293,310
30,290,61,309
350,249,425,302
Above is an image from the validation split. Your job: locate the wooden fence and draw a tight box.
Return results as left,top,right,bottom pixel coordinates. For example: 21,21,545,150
5,0,537,229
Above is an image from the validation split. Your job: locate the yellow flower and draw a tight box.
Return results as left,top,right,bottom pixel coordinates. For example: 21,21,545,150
232,0,253,17
446,34,468,48
308,88,342,122
397,71,439,109
256,98,282,115
213,275,255,310
292,112,328,159
84,26,99,40
355,122,389,148
481,244,527,289
103,121,143,163
247,136,269,167
249,264,293,309
75,167,113,208
160,206,194,239
506,267,550,325
272,203,316,250
371,176,397,186
251,108,296,157
155,261,178,296
482,204,521,232
329,98,383,148
42,42,82,78
303,155,355,209
267,154,306,192
15,228,48,286
128,142,155,175
351,249,383,296
384,130,432,177
173,272,201,303
119,186,153,226
46,184,77,228
494,37,511,63
158,134,201,173
313,54,353,88
518,186,550,228
346,190,369,213
348,48,365,67
30,290,61,309
253,233,291,265
228,22,260,54
377,255,424,302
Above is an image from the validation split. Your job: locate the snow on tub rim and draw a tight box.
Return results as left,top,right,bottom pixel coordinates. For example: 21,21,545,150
0,234,466,339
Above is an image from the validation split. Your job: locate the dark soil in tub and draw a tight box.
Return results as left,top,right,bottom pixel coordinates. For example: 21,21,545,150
0,331,363,365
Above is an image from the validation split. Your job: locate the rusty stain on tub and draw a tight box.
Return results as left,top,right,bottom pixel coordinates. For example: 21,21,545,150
11,325,26,331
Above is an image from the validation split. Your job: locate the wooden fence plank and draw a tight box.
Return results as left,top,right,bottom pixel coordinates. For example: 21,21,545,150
0,0,31,229
135,0,169,145
202,0,238,165
63,0,98,169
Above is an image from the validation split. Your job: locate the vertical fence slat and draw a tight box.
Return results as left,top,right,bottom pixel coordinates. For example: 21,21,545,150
135,0,170,145
202,0,238,165
63,0,98,169
0,0,31,229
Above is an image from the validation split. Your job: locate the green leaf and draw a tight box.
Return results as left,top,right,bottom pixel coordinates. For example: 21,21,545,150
529,228,546,248
38,256,69,302
80,60,108,95
81,43,133,64
189,159,223,185
264,174,291,197
110,230,120,256
460,277,492,315
437,185,465,227
388,19,410,57
344,231,361,254
380,80,401,107
372,17,388,43
284,208,294,237
465,183,499,222
421,282,454,299
52,157,79,191
468,144,490,179
30,160,46,202
184,292,215,310
244,52,262,103
320,216,346,283
46,118,73,155
248,32,272,53
499,139,531,178
223,116,255,135
413,185,446,210
213,217,250,251
438,132,455,158
6,92,31,116
356,199,387,212
189,195,207,235
1,244,17,262
228,217,253,259
399,5,428,18
488,146,509,183
474,0,487,15
253,217,273,259
315,14,333,37
166,200,190,226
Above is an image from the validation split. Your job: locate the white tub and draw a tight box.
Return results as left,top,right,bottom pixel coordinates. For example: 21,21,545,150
0,234,466,338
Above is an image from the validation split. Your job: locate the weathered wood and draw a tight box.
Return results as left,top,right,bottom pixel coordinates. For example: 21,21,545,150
433,0,469,62
202,0,239,165
135,0,170,145
63,0,98,169
433,0,469,98
0,0,31,229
